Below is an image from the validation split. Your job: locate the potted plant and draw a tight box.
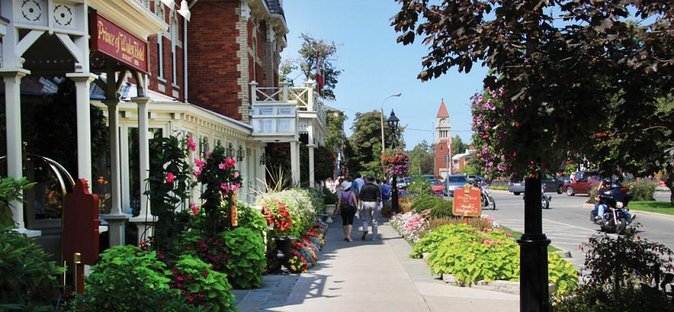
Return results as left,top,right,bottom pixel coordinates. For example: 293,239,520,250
322,187,338,223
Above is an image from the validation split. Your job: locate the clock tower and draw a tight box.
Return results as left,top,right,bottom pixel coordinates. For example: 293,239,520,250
434,99,451,178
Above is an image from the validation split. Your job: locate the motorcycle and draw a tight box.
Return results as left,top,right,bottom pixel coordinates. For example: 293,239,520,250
590,182,634,234
542,188,551,209
480,183,496,210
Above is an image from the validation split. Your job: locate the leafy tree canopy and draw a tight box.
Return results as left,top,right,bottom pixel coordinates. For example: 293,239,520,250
408,141,434,176
297,33,342,100
393,0,674,178
347,111,405,177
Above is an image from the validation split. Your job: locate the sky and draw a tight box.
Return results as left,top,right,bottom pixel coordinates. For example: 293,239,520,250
280,1,488,149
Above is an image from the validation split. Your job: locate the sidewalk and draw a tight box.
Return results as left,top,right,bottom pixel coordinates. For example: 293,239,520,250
233,218,519,312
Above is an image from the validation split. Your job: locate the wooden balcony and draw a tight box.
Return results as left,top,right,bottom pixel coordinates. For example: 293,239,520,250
249,81,326,140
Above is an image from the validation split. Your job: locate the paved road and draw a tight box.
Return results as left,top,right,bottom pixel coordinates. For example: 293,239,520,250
485,190,674,269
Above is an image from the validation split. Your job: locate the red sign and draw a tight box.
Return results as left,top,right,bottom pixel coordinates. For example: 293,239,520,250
90,13,148,73
452,185,482,217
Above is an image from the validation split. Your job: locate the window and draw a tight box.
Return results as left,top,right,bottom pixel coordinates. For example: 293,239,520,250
154,0,165,20
156,33,164,79
170,18,178,85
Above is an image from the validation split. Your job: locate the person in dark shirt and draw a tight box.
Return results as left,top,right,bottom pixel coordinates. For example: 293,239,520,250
358,175,381,240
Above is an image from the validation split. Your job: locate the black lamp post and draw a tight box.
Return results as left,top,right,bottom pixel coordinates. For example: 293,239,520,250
386,110,400,214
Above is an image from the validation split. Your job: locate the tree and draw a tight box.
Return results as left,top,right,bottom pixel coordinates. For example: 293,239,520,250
408,141,434,175
392,1,674,177
324,110,346,155
392,1,674,309
451,135,466,156
348,111,405,177
297,33,342,100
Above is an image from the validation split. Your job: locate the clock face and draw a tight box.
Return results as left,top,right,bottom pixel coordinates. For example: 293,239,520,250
53,4,74,26
440,119,447,126
21,0,43,22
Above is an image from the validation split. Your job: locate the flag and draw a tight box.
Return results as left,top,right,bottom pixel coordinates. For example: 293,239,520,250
315,52,324,95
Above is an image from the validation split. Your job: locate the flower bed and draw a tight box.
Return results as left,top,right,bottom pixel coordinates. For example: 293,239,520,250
391,206,578,296
287,222,328,273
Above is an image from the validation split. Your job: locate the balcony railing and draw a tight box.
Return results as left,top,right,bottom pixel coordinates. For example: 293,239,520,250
249,81,326,137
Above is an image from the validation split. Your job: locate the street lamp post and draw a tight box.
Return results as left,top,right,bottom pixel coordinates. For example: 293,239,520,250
387,110,401,213
380,93,401,153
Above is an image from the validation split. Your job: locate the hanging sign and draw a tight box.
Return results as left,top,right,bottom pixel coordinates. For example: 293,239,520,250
90,12,148,73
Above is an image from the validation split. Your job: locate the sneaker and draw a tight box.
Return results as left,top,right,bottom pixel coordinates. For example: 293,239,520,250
361,231,368,241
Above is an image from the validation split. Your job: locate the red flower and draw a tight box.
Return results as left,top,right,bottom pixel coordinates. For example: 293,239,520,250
165,172,176,183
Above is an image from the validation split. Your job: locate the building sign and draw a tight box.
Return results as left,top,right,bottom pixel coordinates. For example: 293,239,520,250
90,13,148,73
452,184,482,217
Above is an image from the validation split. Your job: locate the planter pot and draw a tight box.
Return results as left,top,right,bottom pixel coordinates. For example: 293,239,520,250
273,236,293,266
323,204,336,223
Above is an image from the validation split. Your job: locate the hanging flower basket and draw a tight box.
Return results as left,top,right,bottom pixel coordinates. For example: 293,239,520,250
381,148,409,177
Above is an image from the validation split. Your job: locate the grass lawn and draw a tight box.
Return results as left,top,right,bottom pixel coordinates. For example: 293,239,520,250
629,201,674,216
502,226,561,253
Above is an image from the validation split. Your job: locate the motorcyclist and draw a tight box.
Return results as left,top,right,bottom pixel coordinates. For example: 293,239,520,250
594,178,635,223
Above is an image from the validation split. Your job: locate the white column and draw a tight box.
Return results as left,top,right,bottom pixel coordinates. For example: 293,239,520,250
129,97,156,242
308,144,315,187
290,140,301,186
102,99,127,246
66,73,97,190
305,80,315,111
0,68,37,235
307,124,315,187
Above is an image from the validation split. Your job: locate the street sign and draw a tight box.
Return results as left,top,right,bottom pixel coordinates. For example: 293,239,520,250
452,184,482,217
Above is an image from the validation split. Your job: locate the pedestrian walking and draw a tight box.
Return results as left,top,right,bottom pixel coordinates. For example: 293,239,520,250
358,175,381,240
335,180,357,242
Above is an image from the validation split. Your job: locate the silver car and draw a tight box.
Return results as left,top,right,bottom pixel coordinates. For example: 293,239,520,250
444,175,468,197
508,173,563,195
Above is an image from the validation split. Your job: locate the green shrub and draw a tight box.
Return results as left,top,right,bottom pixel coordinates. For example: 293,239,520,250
425,225,520,284
413,223,578,296
407,176,432,198
322,187,338,205
554,226,674,310
305,187,325,214
69,245,187,311
170,255,236,311
547,253,578,296
0,227,64,311
222,227,266,289
410,197,454,219
626,180,658,201
0,177,35,228
232,202,267,241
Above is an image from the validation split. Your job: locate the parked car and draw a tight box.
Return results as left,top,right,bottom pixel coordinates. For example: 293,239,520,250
430,179,444,196
508,173,563,195
563,171,601,196
445,175,468,197
396,177,411,189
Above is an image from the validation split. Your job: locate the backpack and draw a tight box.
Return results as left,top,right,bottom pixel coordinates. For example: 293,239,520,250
339,191,356,210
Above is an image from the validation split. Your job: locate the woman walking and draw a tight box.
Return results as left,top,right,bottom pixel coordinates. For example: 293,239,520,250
335,180,357,242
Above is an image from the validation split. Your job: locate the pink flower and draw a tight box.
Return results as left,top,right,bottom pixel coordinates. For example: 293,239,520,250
226,157,236,167
194,159,206,169
220,182,228,191
191,203,199,216
483,240,494,247
165,172,176,183
205,151,212,158
231,183,241,192
218,162,227,170
233,171,240,178
187,136,196,152
194,168,202,177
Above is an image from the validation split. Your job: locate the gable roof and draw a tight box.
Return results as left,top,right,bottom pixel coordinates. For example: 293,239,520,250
436,99,449,118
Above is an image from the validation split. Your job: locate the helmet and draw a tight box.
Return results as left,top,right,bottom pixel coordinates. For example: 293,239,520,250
602,179,612,186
